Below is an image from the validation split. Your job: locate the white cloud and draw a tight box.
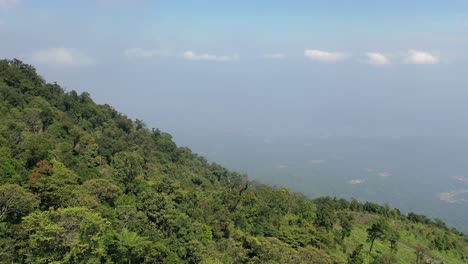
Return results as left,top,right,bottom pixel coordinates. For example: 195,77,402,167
365,52,390,65
182,51,238,62
124,48,166,59
378,171,391,177
263,53,285,59
404,50,439,64
349,179,366,185
304,49,349,62
0,0,19,9
30,48,95,66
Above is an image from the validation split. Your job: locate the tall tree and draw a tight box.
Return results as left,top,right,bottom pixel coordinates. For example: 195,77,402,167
115,228,151,264
366,218,388,253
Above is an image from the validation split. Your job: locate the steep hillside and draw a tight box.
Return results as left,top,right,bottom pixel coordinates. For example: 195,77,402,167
0,59,467,263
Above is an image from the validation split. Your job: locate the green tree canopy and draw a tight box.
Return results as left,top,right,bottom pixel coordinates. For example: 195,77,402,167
0,184,38,222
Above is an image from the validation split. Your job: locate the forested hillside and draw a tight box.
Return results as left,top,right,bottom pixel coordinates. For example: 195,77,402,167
0,59,467,263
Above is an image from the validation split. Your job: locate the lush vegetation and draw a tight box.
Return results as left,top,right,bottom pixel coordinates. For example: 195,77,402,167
0,59,467,263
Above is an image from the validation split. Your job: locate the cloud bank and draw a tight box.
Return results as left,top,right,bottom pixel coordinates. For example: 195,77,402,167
404,50,439,64
26,47,444,66
365,52,390,65
304,49,348,62
183,51,238,62
30,48,95,66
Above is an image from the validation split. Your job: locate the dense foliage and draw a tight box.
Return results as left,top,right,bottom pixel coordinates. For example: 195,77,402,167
0,59,467,263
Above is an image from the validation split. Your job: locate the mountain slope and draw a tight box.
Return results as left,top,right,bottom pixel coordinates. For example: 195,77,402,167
0,59,467,263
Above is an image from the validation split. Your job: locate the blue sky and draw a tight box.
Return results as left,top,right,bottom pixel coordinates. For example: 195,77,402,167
1,1,468,139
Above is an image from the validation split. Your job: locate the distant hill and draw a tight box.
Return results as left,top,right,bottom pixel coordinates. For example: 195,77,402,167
0,59,467,263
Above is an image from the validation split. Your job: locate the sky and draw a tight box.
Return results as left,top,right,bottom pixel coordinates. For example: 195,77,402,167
1,0,468,140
